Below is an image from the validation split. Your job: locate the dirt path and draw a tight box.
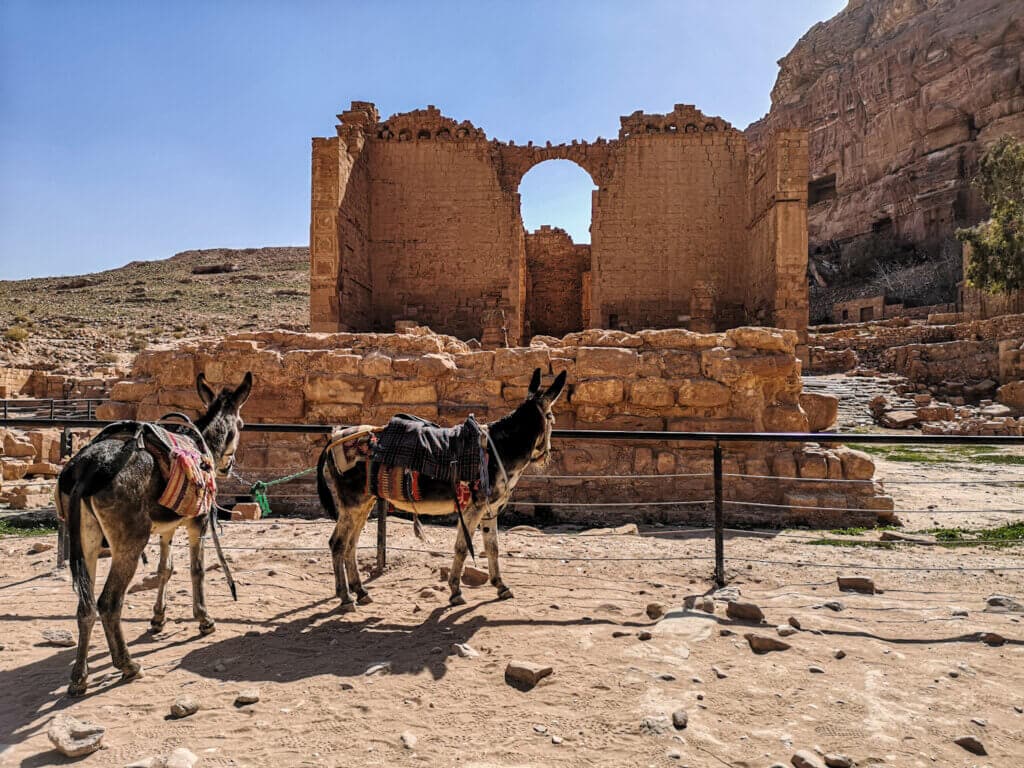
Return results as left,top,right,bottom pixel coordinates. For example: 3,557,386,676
1,518,1022,767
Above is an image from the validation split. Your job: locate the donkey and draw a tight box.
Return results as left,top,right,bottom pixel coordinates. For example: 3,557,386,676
55,372,252,696
316,368,566,610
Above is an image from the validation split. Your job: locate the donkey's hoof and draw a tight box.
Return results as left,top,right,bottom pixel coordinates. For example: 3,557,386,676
149,619,166,633
449,593,467,607
199,620,216,636
357,593,373,606
120,662,143,682
497,587,514,600
339,601,357,613
67,680,88,698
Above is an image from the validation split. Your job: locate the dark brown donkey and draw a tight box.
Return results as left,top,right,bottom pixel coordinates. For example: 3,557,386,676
55,372,252,696
317,368,566,610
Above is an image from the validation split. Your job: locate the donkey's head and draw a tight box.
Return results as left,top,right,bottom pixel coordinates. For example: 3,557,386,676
522,368,567,464
195,372,253,476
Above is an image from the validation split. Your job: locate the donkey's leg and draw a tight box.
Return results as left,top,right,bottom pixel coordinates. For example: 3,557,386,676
97,533,147,682
150,529,174,632
481,512,512,600
329,515,356,611
186,518,215,634
345,498,375,605
69,506,103,697
447,507,488,606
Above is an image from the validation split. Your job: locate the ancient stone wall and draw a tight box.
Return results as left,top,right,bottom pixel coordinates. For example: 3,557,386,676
959,244,1024,321
748,0,1024,270
311,102,809,342
97,328,892,527
524,227,590,338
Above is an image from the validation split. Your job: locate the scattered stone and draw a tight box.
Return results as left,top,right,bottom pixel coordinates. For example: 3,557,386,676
612,630,630,638
777,624,798,637
837,576,875,594
787,616,801,630
505,660,553,691
697,596,715,613
234,687,260,705
47,714,105,757
646,602,666,620
833,649,846,660
951,608,968,617
978,632,1006,646
638,631,653,641
671,709,688,730
953,734,986,755
815,601,844,612
170,695,199,718
986,594,1024,613
452,643,479,658
461,566,489,587
339,682,354,690
726,601,764,623
719,628,735,637
640,715,670,735
823,754,853,768
711,666,727,679
29,541,54,554
1014,704,1022,713
41,628,75,647
365,662,392,675
658,673,676,681
745,633,791,654
551,735,563,745
791,749,825,768
163,748,200,768
970,717,987,727
400,731,417,750
129,573,164,593
808,665,825,674
880,530,932,544
667,748,681,760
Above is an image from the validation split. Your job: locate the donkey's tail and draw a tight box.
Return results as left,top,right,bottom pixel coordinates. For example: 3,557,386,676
66,485,94,609
316,444,339,521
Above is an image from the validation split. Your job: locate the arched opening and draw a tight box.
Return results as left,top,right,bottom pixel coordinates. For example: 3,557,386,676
517,160,596,339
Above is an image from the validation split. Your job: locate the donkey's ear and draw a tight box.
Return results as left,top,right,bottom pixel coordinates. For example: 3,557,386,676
527,368,542,397
196,373,216,406
541,370,567,405
232,371,253,408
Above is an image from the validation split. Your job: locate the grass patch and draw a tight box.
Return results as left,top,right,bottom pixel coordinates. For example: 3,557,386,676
0,519,58,537
849,444,1024,466
926,522,1024,547
4,326,30,342
807,538,896,549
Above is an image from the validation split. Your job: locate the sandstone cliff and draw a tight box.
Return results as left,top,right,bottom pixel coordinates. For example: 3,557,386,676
748,0,1024,320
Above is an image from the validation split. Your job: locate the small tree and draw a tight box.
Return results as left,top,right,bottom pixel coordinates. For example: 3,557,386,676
957,136,1024,292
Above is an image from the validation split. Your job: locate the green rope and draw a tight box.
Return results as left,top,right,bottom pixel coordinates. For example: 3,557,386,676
247,466,316,519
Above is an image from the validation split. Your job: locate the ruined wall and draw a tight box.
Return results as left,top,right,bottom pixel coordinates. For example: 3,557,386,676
748,0,1024,269
97,328,893,527
525,226,590,338
311,102,809,341
960,244,1024,321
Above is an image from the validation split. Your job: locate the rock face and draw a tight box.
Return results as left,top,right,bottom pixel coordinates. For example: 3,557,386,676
749,0,1024,311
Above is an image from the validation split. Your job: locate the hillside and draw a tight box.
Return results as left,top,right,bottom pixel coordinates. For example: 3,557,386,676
0,247,309,375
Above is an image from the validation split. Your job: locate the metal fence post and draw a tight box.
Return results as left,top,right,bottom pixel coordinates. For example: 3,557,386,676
376,498,388,571
713,440,725,587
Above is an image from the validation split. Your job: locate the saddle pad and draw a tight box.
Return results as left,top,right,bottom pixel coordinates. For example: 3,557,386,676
156,431,217,519
372,413,483,482
368,462,472,512
327,426,379,474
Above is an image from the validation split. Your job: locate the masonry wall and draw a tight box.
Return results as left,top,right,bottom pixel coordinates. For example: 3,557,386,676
525,226,590,338
97,328,893,527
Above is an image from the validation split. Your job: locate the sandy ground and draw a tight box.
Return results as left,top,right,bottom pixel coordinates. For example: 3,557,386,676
1,507,1022,768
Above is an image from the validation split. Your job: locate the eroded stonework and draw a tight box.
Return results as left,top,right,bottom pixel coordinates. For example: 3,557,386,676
310,102,809,345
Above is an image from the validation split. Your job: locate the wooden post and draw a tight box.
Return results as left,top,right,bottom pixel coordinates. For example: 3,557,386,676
713,441,725,587
376,498,388,571
56,427,73,570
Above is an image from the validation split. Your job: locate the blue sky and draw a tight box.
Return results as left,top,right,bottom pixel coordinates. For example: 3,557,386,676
0,1,845,279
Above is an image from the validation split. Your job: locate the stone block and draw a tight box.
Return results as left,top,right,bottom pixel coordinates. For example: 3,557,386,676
628,378,675,408
832,446,874,480
392,353,457,379
764,404,809,433
797,451,828,479
493,348,550,377
638,328,724,350
109,381,158,401
377,380,438,404
799,392,839,432
725,326,797,353
304,375,371,404
576,347,638,378
676,378,730,407
3,432,35,458
359,351,393,377
573,380,624,406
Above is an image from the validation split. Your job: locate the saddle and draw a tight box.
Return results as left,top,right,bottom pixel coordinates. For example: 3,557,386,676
79,420,217,520
372,413,484,484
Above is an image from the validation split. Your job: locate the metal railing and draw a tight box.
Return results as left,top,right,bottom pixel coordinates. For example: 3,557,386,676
3,414,1024,586
0,398,106,421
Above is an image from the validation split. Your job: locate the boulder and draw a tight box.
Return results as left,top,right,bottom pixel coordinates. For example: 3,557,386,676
47,714,105,757
505,661,553,691
799,392,839,432
745,634,791,653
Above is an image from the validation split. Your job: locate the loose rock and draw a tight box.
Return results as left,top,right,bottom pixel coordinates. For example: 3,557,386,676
711,666,727,679
639,715,670,735
777,624,797,637
837,576,875,594
29,541,54,554
400,731,417,750
726,601,764,623
234,687,260,705
823,754,853,768
163,748,200,768
979,632,1006,646
986,594,1024,613
671,709,688,730
833,649,846,660
365,662,392,675
47,714,105,757
638,631,653,641
953,734,987,755
646,602,666,620
787,616,802,630
452,642,479,658
461,566,489,587
745,633,791,654
505,660,553,691
808,665,825,674
41,628,75,647
816,601,844,612
791,749,825,768
170,695,199,718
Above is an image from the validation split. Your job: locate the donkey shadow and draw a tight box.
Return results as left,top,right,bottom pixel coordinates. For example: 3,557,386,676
176,601,619,684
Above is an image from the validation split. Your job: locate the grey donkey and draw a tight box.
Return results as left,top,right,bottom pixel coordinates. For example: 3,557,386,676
317,368,566,610
55,372,252,696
